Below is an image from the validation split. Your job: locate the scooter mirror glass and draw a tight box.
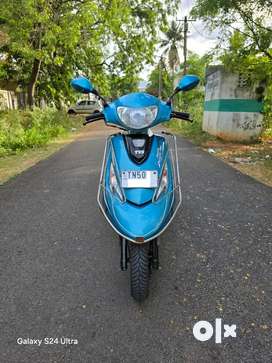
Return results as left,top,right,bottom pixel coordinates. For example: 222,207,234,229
176,74,200,92
71,76,94,94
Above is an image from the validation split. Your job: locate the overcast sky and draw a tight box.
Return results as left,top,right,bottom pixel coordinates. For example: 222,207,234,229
177,0,218,55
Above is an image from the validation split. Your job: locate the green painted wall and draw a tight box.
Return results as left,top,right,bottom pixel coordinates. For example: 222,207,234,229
204,99,263,113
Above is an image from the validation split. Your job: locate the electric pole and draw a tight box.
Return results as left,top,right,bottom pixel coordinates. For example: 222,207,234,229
183,16,188,75
177,17,195,74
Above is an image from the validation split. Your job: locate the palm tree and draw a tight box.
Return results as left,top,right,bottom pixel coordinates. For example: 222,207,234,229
160,21,183,89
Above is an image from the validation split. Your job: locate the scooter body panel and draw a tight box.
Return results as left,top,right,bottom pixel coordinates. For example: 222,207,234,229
111,134,169,204
100,134,177,242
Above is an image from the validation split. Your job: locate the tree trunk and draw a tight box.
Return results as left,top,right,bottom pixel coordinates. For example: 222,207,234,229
171,67,175,107
27,58,42,108
158,60,162,99
27,19,42,109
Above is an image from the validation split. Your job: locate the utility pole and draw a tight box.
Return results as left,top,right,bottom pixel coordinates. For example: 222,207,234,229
177,17,195,75
183,16,188,75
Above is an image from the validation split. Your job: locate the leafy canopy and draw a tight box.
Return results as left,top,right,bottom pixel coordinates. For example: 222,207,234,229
0,0,179,106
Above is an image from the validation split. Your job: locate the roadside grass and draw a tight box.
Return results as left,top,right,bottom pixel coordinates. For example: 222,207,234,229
168,117,217,145
168,107,272,187
0,108,82,157
168,97,217,145
262,126,272,141
0,109,83,184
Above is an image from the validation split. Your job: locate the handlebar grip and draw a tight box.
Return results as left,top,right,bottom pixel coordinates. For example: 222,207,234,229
83,112,105,125
171,111,192,122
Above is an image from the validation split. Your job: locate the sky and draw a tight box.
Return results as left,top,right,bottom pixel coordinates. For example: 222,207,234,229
179,0,219,55
140,0,219,83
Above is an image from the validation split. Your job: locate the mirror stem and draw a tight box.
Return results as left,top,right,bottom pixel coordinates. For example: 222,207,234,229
92,89,108,107
166,88,180,105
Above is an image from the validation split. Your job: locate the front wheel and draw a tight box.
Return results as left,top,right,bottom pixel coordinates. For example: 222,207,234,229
129,242,150,302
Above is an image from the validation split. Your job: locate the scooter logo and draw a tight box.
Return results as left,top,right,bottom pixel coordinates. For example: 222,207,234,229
193,319,237,344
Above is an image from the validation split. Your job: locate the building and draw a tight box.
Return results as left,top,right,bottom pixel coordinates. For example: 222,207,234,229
203,65,264,142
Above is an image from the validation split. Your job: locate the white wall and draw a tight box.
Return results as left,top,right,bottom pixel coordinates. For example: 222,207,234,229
203,67,263,142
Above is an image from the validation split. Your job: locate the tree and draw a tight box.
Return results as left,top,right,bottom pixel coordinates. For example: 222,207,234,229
191,0,272,127
191,0,272,60
146,57,171,99
160,20,183,89
146,52,208,104
147,52,209,135
0,0,179,108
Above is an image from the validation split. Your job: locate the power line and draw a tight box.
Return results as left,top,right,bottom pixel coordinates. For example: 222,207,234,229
190,22,219,40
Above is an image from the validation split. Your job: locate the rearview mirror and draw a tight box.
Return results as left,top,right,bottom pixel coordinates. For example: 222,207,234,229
70,76,94,94
70,76,108,107
176,74,200,92
167,74,200,104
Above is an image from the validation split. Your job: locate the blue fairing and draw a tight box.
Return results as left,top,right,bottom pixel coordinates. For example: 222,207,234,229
103,135,174,241
103,93,172,130
112,135,168,204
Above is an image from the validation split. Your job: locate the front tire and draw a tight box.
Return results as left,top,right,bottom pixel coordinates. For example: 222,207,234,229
129,242,150,302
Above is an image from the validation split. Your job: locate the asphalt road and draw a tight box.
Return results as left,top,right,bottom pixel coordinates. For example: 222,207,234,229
0,122,271,363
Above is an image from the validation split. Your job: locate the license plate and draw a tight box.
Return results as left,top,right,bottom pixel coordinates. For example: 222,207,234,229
121,170,158,188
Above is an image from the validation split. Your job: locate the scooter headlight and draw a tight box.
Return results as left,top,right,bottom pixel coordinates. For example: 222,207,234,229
109,162,124,201
154,162,168,201
117,106,158,129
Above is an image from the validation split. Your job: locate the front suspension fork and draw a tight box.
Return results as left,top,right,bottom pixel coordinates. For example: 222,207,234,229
149,238,159,270
120,237,128,271
119,237,159,271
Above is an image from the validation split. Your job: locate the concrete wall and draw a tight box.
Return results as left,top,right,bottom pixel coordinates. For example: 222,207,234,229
203,66,263,142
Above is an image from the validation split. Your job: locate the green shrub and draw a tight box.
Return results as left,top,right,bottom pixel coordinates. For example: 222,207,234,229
0,108,81,156
168,93,216,144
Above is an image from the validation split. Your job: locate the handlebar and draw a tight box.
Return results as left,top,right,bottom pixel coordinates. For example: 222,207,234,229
83,112,105,125
171,111,193,122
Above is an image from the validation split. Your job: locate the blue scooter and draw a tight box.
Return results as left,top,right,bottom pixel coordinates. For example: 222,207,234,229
71,74,200,301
